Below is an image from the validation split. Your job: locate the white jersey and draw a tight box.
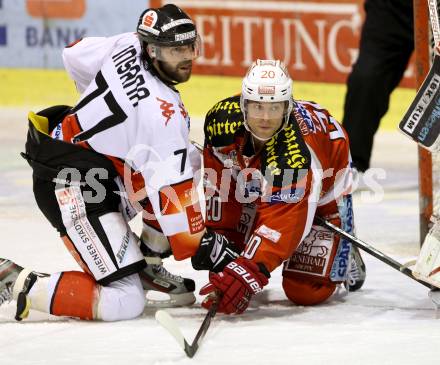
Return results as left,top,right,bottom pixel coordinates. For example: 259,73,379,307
56,32,204,259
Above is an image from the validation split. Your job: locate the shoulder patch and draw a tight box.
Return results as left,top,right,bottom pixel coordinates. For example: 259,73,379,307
204,95,244,147
294,102,315,135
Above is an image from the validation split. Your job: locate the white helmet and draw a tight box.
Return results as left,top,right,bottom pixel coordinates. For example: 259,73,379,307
240,60,294,141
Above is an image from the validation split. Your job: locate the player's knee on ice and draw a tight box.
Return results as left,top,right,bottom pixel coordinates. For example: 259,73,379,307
14,270,145,321
97,274,146,321
282,276,336,306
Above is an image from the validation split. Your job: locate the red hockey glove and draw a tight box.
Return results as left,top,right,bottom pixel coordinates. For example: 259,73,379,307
199,257,269,315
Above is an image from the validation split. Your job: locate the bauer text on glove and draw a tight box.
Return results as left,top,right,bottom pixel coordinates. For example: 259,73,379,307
199,257,270,314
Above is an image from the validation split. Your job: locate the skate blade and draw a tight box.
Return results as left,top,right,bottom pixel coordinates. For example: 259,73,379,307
144,291,196,308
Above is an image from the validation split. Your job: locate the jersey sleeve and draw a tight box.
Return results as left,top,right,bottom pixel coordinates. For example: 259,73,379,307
299,100,353,207
318,138,352,208
128,107,205,261
63,34,128,93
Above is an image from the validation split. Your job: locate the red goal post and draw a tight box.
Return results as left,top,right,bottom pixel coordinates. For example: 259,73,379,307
414,0,440,245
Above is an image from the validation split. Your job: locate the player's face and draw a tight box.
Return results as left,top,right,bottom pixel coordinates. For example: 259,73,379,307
246,101,286,139
150,40,200,83
159,56,193,83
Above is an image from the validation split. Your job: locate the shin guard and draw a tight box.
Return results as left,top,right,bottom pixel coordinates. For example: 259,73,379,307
51,271,99,320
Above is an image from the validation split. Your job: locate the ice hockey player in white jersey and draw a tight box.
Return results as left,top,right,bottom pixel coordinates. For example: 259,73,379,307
0,4,206,321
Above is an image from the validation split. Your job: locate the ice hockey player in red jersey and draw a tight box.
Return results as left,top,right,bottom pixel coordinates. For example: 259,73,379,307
191,60,367,314
0,4,207,321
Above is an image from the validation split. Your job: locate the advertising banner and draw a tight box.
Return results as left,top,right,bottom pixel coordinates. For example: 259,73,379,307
0,0,147,68
0,0,414,86
151,0,414,86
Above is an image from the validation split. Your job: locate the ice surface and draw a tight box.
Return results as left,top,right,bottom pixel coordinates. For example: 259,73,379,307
1,109,439,365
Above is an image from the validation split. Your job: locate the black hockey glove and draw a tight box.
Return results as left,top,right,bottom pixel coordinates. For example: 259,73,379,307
191,230,241,273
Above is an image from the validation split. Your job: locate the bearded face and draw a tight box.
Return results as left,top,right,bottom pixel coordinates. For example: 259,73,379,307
149,41,199,84
158,59,193,83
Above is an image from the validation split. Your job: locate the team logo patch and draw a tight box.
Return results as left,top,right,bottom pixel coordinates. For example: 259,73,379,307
56,188,72,206
161,18,193,32
138,11,160,36
175,30,195,42
255,224,281,243
284,227,333,277
244,178,261,198
330,196,353,281
116,230,130,264
269,187,304,203
237,212,252,234
294,104,315,135
239,170,262,198
156,97,175,125
258,86,275,95
143,10,158,28
185,204,204,234
52,123,63,140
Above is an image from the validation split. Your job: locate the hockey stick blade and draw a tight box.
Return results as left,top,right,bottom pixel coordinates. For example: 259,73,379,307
155,310,187,351
155,301,219,358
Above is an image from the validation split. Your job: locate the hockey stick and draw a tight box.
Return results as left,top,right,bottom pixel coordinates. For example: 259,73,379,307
315,216,432,289
191,139,203,151
155,300,219,358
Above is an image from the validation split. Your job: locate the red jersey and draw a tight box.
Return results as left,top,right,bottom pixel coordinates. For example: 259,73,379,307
203,95,352,272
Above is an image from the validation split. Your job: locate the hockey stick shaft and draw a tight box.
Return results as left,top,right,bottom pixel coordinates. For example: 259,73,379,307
315,216,432,289
191,139,203,152
184,300,219,358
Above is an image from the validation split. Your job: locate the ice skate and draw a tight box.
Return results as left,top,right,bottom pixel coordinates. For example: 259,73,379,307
0,259,23,306
139,246,195,308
